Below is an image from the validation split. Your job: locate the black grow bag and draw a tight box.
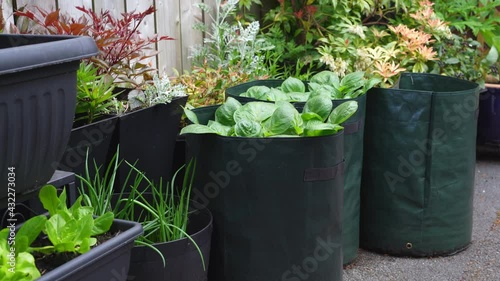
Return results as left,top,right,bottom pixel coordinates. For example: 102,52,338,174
185,106,344,281
117,96,187,190
227,80,366,264
360,72,480,256
0,34,98,204
127,207,213,281
35,218,143,281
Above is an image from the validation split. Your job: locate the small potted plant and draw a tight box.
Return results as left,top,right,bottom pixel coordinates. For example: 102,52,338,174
77,150,212,281
114,74,188,190
57,62,121,177
0,184,142,280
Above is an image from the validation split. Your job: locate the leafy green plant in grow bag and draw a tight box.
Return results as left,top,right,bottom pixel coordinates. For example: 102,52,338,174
180,96,357,137
240,71,380,102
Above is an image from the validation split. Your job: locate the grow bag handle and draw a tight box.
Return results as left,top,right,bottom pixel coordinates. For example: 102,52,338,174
303,161,345,182
343,120,363,135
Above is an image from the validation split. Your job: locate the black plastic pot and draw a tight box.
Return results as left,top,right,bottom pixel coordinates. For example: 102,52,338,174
0,34,98,203
116,96,188,191
35,218,143,281
477,83,500,144
127,207,213,281
360,73,479,256
185,106,344,281
227,79,366,264
57,115,119,178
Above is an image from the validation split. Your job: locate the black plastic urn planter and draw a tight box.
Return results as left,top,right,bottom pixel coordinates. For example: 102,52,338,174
32,218,142,281
0,34,98,204
127,207,213,281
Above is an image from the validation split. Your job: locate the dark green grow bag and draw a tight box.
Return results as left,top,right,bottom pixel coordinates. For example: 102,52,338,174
185,106,344,281
227,80,366,264
360,72,480,256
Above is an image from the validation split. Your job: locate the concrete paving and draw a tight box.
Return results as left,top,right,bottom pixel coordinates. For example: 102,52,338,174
344,146,500,281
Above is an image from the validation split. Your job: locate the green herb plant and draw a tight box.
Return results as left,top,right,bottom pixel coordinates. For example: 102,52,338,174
181,96,358,137
76,148,205,269
240,71,379,102
76,62,120,125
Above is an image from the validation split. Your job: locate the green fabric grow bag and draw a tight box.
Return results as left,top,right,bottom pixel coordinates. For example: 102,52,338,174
227,80,367,264
185,106,345,281
360,72,480,256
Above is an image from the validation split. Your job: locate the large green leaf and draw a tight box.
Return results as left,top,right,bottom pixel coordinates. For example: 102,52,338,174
303,95,333,121
281,77,306,93
328,101,359,125
233,102,277,123
16,215,47,253
304,120,343,136
208,120,233,136
234,120,264,137
215,97,242,126
310,70,340,86
92,212,114,236
180,124,217,135
183,107,199,124
266,101,303,136
39,185,61,217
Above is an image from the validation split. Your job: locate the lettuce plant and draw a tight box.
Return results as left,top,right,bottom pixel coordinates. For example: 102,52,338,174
0,229,40,281
240,71,379,102
0,185,114,279
180,96,357,137
28,185,114,255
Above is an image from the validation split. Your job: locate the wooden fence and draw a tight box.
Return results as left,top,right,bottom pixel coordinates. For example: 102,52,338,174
1,0,216,75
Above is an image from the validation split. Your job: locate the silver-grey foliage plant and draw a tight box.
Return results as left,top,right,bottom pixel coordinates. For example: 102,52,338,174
190,0,271,75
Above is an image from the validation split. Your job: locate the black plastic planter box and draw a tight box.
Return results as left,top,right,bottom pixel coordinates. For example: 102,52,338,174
0,34,98,204
35,218,142,281
116,96,187,191
58,115,119,178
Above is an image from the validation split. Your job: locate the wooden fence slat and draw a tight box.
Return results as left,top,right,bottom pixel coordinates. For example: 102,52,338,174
179,0,203,71
156,0,182,75
93,0,125,18
1,0,14,29
126,0,157,70
56,0,92,18
15,0,55,11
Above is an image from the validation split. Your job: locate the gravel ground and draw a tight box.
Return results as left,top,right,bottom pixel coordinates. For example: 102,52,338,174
344,146,500,281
